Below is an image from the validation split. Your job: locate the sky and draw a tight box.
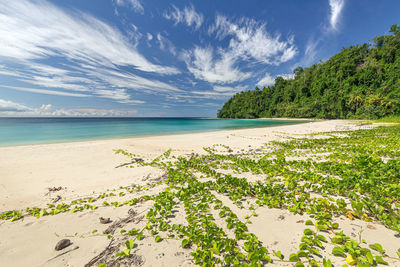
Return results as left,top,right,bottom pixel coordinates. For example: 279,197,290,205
0,0,399,117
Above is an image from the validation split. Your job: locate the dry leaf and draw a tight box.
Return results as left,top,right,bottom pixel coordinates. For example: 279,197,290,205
346,211,355,220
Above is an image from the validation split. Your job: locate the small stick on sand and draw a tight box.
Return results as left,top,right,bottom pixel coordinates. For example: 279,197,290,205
44,246,79,264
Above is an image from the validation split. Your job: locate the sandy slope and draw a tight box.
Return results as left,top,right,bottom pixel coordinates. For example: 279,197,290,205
0,120,399,267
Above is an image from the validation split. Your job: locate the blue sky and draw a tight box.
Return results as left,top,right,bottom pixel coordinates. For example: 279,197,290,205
0,0,399,117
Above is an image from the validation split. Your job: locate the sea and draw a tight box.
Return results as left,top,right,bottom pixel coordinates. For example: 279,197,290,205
0,117,305,146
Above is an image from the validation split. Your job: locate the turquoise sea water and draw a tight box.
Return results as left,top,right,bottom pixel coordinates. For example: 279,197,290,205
0,117,305,146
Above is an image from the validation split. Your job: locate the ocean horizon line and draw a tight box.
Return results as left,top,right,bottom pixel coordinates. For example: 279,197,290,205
0,117,306,146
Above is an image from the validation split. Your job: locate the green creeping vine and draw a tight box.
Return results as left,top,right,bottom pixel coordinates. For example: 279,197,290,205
2,125,400,266
0,182,161,222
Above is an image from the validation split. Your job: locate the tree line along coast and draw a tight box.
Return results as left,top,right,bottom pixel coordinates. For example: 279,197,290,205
218,24,400,120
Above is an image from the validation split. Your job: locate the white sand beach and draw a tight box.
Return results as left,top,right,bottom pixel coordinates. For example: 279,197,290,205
0,120,399,267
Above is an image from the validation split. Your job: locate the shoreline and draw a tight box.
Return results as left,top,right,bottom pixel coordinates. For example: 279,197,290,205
0,118,310,148
257,117,321,121
0,119,363,210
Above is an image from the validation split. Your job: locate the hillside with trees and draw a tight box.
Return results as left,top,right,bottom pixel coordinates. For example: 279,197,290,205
218,24,400,119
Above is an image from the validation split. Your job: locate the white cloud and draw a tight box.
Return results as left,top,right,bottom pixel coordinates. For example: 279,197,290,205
0,98,138,117
85,68,182,94
281,73,295,80
303,36,321,65
0,64,25,77
329,0,345,31
167,85,246,100
95,89,133,101
95,89,145,104
1,62,171,103
184,88,248,100
191,91,236,99
21,75,90,92
164,5,204,30
0,0,182,105
114,0,144,14
213,85,244,93
126,24,143,43
0,69,21,77
291,35,322,69
0,1,178,74
147,33,153,41
156,33,177,56
305,39,318,60
1,63,94,92
183,16,297,84
119,99,146,104
182,46,251,84
2,61,179,101
209,15,297,65
256,72,295,87
2,85,89,97
27,64,69,76
0,99,32,112
256,73,275,87
40,104,52,111
72,108,138,116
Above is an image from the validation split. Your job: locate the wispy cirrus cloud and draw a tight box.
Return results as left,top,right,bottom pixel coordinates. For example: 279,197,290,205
213,85,244,93
297,0,345,69
94,89,145,104
190,90,237,99
2,85,89,97
0,0,181,105
0,64,24,77
21,74,91,92
114,0,144,14
328,0,345,31
1,60,179,103
164,5,204,30
0,0,178,74
156,33,177,56
199,85,247,99
170,85,246,100
83,68,182,94
183,15,297,84
298,36,322,67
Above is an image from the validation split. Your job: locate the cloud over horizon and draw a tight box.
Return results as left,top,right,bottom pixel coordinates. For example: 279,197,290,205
0,98,138,117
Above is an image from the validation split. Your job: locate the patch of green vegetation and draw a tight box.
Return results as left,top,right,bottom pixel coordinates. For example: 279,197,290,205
112,124,400,265
218,24,400,119
375,115,400,123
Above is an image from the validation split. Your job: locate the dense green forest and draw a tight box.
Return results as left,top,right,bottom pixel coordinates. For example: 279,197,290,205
218,25,400,119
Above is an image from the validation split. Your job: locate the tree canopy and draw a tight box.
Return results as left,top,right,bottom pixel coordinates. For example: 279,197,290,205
218,24,400,119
